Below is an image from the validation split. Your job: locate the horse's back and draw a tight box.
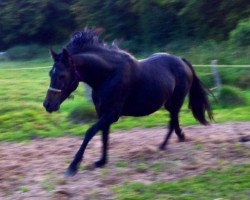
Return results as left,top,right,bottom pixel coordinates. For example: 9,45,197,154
121,53,193,117
140,53,187,70
138,52,192,85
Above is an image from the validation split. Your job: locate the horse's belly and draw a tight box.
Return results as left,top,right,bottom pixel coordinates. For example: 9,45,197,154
121,70,174,117
122,104,162,116
121,90,168,117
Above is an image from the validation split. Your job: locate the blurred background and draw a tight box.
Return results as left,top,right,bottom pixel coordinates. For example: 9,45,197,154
1,0,250,58
0,0,250,140
0,0,249,140
0,1,250,199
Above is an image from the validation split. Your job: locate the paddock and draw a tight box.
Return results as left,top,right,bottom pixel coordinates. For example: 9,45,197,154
0,122,249,199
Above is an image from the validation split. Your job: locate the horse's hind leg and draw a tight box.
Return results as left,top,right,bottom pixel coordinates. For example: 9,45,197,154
95,125,110,168
159,95,186,150
159,113,175,150
172,109,185,142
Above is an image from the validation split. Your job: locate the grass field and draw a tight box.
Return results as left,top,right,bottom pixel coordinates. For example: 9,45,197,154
114,163,250,200
0,59,250,141
0,59,249,199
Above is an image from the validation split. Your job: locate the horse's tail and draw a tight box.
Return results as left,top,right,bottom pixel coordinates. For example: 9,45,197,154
182,58,213,125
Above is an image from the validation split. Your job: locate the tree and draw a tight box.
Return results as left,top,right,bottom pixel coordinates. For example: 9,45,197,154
230,18,250,46
1,0,249,50
0,0,74,48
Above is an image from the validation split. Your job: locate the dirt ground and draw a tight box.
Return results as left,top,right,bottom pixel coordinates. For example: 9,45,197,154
0,122,250,200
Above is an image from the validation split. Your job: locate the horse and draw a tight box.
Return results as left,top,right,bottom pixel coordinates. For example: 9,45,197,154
43,28,213,176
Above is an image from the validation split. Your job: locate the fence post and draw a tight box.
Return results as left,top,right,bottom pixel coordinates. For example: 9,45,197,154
211,60,221,90
84,83,92,102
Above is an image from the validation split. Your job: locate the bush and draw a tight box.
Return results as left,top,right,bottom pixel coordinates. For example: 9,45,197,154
68,104,97,123
215,85,247,108
164,40,250,65
219,65,250,88
238,73,250,89
0,52,8,61
7,44,47,60
230,18,250,47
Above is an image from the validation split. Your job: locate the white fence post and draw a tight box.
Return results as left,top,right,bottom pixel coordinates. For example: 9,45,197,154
211,60,221,90
84,83,92,102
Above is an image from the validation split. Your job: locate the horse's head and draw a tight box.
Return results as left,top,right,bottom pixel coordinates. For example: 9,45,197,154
43,48,79,113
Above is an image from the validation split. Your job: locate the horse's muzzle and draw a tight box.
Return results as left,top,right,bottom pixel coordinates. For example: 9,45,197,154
43,89,62,113
43,100,60,113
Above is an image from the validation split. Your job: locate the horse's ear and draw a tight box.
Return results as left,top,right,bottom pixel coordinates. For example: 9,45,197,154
62,48,70,58
49,48,58,60
62,48,74,68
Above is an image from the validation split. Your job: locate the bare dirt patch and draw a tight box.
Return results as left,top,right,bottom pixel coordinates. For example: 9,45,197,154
0,122,250,200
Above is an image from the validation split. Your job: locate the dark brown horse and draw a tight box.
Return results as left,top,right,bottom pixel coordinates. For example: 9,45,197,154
43,28,213,176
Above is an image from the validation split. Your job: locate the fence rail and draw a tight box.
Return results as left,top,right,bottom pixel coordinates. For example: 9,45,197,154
0,64,250,71
194,64,250,68
0,61,249,99
0,66,51,71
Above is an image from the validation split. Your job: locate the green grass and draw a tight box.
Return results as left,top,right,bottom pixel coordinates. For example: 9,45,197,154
0,59,250,141
19,186,29,193
114,163,250,200
38,172,57,192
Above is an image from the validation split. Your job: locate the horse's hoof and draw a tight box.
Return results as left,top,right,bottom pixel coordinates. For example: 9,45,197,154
178,133,185,142
94,160,106,168
64,167,78,177
159,144,166,151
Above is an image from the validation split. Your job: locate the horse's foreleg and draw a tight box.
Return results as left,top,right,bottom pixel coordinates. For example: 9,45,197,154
65,114,114,176
95,125,110,168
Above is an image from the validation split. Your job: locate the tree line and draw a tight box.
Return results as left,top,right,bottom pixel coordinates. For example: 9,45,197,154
0,0,249,51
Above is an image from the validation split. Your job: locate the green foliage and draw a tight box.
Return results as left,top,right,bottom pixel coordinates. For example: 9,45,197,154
71,0,140,42
219,68,250,87
68,103,97,123
179,0,250,40
0,0,74,48
216,86,247,108
165,40,250,65
230,18,250,46
114,163,250,200
7,44,48,60
238,73,250,89
1,0,250,50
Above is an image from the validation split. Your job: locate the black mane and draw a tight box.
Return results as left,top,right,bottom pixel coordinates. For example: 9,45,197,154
65,28,120,55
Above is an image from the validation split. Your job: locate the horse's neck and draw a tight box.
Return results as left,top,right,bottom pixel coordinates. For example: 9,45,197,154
73,53,114,89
